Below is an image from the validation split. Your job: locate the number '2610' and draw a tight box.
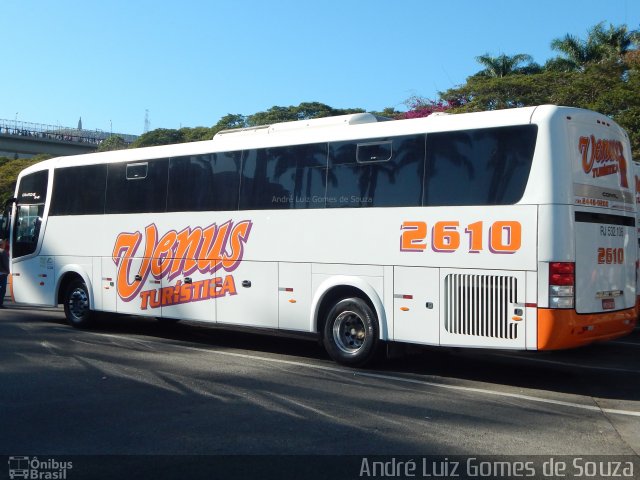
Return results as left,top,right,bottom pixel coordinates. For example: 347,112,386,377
400,220,522,254
597,247,624,264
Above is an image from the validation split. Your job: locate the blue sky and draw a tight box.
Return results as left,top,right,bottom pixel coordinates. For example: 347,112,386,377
1,0,638,135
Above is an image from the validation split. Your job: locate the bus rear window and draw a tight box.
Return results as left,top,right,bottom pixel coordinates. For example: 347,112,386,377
424,125,537,206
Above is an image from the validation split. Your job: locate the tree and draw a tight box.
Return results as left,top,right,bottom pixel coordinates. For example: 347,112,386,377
247,106,299,126
129,128,185,148
126,103,369,148
370,107,403,119
440,70,564,112
294,102,336,120
548,34,601,71
548,22,640,71
474,53,541,77
590,22,640,61
97,135,128,152
247,102,365,127
214,114,247,131
179,126,214,142
400,96,453,118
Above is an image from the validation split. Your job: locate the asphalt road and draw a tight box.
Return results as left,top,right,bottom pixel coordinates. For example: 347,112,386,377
0,303,639,477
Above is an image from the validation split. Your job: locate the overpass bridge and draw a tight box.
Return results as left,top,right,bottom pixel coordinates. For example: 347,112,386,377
0,119,137,158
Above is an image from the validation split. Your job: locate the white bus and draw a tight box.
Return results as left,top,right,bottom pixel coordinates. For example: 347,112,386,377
2,105,637,366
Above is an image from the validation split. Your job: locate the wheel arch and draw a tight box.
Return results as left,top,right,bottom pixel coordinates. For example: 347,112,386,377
56,266,94,307
310,275,388,341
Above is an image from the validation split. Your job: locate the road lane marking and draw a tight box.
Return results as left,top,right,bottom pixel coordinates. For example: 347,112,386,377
85,331,640,419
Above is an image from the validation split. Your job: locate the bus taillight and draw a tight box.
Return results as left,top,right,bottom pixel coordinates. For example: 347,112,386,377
549,262,575,309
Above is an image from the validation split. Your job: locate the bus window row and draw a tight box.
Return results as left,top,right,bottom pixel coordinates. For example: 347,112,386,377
48,125,537,216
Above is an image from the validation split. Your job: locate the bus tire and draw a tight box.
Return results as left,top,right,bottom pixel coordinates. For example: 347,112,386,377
323,297,379,367
63,279,94,328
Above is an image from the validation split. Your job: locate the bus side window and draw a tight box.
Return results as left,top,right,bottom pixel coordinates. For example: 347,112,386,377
106,160,169,214
356,141,392,163
327,135,425,208
49,164,107,216
424,125,536,206
167,152,242,212
239,143,327,210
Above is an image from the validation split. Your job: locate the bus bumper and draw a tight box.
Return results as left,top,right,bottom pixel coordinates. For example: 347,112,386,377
537,307,637,350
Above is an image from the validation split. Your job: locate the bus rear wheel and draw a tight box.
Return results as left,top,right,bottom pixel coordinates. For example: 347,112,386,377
64,279,94,328
323,297,379,367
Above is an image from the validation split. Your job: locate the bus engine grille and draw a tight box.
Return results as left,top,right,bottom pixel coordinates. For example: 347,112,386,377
444,274,518,339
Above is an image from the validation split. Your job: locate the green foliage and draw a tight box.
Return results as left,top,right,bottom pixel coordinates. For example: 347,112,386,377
474,53,541,78
179,126,214,142
125,103,366,149
129,128,186,148
440,71,568,111
247,102,364,126
213,114,247,132
548,22,640,71
370,107,403,119
97,135,128,152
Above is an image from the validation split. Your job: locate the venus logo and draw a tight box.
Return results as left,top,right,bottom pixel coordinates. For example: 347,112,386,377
578,135,628,189
112,220,252,304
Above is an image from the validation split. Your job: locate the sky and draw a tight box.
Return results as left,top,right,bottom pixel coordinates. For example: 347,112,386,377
1,0,639,136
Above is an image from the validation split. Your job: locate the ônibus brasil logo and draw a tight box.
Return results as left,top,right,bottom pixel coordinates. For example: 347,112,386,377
8,456,73,479
112,220,252,310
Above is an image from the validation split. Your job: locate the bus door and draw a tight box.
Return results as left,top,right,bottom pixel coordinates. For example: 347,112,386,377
571,121,636,314
11,170,54,305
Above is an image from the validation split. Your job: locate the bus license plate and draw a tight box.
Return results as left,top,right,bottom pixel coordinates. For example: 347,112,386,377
602,299,615,310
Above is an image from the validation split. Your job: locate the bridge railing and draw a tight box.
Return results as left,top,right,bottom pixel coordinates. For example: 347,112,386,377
0,119,137,145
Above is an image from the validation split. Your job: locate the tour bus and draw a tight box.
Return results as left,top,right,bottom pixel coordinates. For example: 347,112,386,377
2,105,637,367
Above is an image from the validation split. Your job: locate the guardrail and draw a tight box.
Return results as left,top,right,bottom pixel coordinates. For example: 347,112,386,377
0,119,137,145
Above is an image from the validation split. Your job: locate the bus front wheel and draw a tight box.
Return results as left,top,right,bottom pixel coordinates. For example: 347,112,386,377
323,297,379,367
64,279,94,328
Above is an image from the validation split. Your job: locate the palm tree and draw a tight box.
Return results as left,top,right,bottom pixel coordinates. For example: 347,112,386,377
548,22,640,71
474,53,540,77
591,22,640,60
549,33,601,71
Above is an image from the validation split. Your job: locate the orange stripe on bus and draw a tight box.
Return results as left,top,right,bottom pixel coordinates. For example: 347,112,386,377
537,308,636,350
